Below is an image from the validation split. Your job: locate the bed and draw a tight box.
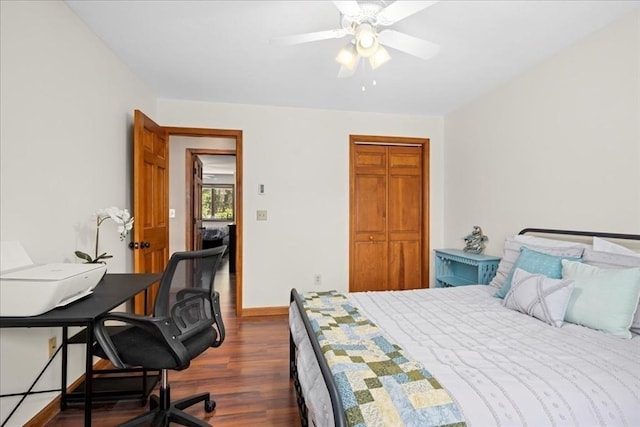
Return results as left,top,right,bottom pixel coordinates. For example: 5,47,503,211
202,226,230,252
289,228,640,427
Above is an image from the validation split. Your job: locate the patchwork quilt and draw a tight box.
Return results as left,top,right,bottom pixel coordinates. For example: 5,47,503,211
301,290,466,427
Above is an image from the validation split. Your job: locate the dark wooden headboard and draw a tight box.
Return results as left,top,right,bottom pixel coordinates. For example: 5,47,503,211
518,228,640,242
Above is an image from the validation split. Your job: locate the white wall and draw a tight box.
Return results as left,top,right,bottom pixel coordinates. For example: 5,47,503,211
0,1,155,425
157,101,446,309
443,10,640,256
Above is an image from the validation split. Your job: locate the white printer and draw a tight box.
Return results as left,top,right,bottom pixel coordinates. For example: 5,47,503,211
0,241,107,317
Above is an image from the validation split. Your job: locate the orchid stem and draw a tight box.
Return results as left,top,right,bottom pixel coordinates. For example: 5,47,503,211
94,225,100,260
95,215,107,261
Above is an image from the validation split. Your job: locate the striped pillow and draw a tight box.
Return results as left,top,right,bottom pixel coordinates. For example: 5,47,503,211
503,268,575,327
488,238,585,289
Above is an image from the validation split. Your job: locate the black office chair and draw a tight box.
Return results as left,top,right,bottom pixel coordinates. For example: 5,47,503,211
93,246,227,427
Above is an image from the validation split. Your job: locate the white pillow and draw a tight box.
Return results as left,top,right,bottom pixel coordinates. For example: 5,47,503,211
592,237,640,258
514,234,591,249
488,238,585,289
583,248,640,269
503,268,575,327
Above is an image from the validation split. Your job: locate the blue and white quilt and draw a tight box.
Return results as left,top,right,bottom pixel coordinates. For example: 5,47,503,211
301,290,466,427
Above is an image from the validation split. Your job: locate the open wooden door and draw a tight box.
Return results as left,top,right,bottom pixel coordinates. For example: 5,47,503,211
192,155,204,250
132,110,170,314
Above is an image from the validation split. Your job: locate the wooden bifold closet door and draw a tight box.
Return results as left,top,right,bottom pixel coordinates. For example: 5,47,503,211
350,137,428,292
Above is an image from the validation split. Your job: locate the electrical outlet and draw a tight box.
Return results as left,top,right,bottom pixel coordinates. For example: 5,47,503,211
256,210,268,221
48,336,57,358
314,274,322,287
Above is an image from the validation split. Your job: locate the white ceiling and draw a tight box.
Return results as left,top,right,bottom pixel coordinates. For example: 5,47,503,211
199,154,236,176
65,0,639,116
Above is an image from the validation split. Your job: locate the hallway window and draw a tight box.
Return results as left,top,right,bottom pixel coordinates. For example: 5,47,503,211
202,184,234,221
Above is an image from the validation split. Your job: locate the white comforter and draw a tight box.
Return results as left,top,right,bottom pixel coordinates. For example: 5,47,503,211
291,286,640,427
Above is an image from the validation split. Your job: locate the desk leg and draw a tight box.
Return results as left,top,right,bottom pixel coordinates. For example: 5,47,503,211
61,327,69,410
84,322,94,426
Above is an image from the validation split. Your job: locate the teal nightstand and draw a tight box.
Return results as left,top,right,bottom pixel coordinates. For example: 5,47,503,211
434,249,500,287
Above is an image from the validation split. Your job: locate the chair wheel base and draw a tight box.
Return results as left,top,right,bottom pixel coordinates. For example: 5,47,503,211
149,395,159,410
119,390,214,427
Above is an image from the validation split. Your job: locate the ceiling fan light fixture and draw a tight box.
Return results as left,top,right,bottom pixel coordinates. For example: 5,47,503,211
355,23,379,58
275,1,441,82
335,42,359,70
369,45,390,70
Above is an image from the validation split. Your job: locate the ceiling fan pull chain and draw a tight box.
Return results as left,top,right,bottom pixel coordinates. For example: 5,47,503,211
360,59,377,92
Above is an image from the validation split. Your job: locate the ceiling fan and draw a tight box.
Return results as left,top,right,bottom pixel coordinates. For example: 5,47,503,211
271,1,440,77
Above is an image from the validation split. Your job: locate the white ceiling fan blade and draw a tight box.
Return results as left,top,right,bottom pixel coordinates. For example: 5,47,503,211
378,29,440,60
337,56,360,78
271,28,349,45
332,1,362,18
377,1,439,26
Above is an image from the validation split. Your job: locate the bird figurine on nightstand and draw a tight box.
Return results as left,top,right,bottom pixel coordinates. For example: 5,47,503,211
463,226,488,254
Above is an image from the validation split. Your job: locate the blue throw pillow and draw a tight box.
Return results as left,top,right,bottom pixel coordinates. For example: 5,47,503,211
562,260,640,339
494,247,582,299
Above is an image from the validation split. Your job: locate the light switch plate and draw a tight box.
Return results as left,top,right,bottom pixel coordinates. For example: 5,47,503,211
256,210,268,221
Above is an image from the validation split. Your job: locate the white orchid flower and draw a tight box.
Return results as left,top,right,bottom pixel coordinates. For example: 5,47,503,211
116,211,134,240
104,206,123,222
76,206,135,263
106,207,134,240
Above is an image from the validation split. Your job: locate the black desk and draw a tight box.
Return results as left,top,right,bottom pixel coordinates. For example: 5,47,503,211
0,273,161,426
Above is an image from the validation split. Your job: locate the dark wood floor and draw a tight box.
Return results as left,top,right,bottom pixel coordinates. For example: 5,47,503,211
46,257,300,426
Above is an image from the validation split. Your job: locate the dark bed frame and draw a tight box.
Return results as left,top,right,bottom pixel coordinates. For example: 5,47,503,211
289,228,640,427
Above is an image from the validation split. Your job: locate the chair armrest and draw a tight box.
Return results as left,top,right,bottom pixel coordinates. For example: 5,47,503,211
93,312,190,369
210,291,225,347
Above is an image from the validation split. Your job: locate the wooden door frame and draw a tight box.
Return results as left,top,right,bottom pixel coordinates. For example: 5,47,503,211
349,134,430,288
165,127,243,317
191,154,204,251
